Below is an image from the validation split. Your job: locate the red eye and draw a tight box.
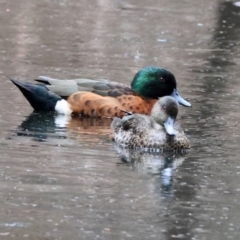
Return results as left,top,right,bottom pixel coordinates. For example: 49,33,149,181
159,77,165,82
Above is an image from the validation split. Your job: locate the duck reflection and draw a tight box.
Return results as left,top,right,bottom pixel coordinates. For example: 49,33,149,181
15,112,113,142
114,145,188,196
15,112,189,196
15,112,59,141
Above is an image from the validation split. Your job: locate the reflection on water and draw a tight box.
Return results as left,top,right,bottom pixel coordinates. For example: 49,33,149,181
115,145,187,196
15,112,113,141
1,0,240,239
15,112,61,141
15,111,189,199
5,111,192,239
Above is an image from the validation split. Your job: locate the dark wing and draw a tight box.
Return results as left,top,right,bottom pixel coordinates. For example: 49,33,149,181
35,76,135,98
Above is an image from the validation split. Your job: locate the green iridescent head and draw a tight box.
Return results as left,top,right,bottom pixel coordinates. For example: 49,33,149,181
131,66,176,99
131,66,191,107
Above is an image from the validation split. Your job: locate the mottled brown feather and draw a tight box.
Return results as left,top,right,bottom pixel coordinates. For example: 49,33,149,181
67,92,157,118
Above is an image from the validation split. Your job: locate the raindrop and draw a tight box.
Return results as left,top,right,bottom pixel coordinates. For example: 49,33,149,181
233,2,240,7
156,39,167,42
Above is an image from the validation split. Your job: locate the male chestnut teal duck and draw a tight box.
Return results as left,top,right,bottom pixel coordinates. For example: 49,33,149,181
111,96,190,151
10,66,191,118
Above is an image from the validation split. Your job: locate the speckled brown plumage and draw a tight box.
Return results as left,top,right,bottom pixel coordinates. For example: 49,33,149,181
112,114,190,151
111,96,190,152
67,91,157,118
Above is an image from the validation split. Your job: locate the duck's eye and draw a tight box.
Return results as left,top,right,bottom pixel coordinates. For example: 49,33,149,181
159,77,165,82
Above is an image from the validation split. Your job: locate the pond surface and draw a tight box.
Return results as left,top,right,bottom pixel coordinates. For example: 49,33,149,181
0,0,240,239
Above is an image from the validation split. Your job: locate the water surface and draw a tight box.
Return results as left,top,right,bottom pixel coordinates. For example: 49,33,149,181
1,0,240,239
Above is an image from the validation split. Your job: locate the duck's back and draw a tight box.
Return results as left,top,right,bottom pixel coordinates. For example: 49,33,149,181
36,76,133,98
112,114,162,145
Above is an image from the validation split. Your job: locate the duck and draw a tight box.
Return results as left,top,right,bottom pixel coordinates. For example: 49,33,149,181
111,96,190,151
10,66,191,118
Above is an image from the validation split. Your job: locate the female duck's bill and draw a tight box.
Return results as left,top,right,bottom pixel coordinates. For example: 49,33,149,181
164,116,176,136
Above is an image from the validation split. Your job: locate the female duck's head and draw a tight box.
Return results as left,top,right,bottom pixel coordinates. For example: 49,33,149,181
151,96,179,136
131,66,191,107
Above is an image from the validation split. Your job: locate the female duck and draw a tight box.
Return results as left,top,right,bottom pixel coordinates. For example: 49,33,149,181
10,66,191,117
111,96,190,151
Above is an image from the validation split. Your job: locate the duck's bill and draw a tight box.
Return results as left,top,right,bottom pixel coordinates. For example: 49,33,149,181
164,117,176,136
171,89,191,107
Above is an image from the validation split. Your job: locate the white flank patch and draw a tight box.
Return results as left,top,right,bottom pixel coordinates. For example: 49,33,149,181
55,99,72,115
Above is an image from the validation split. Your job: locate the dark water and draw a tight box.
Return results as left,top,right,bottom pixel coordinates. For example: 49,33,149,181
1,0,240,239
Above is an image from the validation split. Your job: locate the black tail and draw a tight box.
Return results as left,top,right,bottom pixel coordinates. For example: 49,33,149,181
9,78,62,111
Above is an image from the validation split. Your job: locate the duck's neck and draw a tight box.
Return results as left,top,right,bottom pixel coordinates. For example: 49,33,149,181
145,98,158,114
